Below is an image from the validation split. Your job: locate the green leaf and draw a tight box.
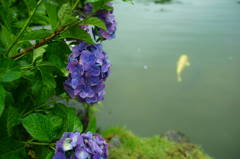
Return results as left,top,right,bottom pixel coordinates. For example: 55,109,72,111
0,57,22,83
4,91,14,107
31,80,53,104
32,13,50,26
22,113,54,141
7,106,21,136
99,4,113,11
86,107,97,132
0,138,26,159
32,64,57,104
58,3,71,18
45,152,54,159
0,25,15,48
45,41,71,70
47,114,63,133
33,45,46,62
0,85,6,117
0,70,21,83
0,2,16,30
23,0,37,13
73,115,83,132
61,25,94,44
89,0,113,12
63,106,83,132
21,29,52,41
44,0,60,29
38,66,56,90
58,3,77,26
86,115,97,132
51,104,83,133
82,17,107,30
31,146,54,159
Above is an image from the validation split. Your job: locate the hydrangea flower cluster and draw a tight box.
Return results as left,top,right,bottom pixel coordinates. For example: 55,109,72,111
95,4,117,40
53,132,108,159
64,42,111,104
81,3,117,40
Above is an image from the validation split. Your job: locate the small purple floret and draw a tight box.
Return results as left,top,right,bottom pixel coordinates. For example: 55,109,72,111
64,42,111,104
81,3,117,40
53,132,108,159
95,6,117,40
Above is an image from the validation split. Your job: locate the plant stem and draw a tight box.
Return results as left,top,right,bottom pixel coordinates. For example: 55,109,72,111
82,103,91,131
22,141,52,146
6,0,43,55
72,0,81,9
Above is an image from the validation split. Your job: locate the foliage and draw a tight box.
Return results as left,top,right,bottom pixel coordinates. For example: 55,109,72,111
0,0,121,158
103,127,213,159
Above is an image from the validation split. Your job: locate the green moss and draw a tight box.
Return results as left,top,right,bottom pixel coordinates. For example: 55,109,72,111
103,127,213,159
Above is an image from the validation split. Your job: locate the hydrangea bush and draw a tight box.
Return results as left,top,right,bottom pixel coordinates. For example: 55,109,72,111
0,0,127,158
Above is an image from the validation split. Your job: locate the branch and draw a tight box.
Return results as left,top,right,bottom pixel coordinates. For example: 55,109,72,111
6,0,43,55
11,18,83,60
23,141,52,146
11,26,67,59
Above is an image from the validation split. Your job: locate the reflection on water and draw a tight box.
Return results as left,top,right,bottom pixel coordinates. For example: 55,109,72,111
97,0,240,159
154,0,172,4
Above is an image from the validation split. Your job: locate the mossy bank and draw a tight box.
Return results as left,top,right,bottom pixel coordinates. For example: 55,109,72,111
103,128,213,159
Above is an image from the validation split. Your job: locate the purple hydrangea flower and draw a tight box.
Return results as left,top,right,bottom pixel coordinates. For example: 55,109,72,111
83,3,93,15
79,3,93,32
64,42,111,104
80,3,117,40
95,5,117,40
53,132,108,159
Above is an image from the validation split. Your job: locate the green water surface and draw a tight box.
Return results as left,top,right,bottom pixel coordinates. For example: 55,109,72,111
97,0,240,159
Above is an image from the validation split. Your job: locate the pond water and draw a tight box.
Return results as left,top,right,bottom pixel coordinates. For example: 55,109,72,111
97,0,240,159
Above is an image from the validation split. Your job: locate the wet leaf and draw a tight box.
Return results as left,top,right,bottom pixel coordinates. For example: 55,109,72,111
83,17,107,30
0,137,26,159
22,113,54,141
60,26,94,44
7,106,21,136
0,58,22,83
22,29,52,41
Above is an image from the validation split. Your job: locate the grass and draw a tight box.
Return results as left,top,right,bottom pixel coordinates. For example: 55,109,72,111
103,127,213,159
